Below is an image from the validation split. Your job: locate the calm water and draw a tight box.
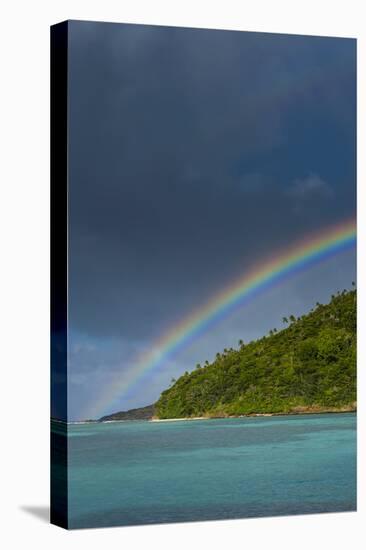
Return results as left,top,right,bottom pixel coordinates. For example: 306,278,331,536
60,413,356,528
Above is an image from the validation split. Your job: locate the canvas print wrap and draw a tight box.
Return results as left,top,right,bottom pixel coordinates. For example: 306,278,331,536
51,20,356,529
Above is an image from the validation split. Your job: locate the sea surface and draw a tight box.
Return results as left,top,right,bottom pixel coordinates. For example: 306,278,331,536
56,413,356,528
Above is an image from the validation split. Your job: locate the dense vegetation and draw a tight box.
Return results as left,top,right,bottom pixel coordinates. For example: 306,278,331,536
155,288,356,419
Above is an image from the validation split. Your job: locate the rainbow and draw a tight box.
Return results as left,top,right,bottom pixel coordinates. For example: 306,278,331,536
86,218,356,419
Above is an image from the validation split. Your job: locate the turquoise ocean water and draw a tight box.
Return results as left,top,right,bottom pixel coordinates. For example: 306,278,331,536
57,413,356,528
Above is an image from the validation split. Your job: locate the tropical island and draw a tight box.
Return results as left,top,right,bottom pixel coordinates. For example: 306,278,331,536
100,287,356,422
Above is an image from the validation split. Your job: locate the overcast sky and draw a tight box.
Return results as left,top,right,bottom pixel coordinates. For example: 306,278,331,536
59,21,355,420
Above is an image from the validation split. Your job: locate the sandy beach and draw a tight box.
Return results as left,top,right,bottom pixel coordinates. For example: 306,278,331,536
149,405,356,423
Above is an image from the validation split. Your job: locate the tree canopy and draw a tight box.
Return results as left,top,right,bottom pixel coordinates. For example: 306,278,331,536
155,288,356,418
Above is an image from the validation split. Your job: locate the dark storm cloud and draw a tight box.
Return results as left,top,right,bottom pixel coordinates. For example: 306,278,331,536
67,21,356,345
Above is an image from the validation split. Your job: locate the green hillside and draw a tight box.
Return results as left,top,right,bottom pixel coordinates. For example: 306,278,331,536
155,288,356,419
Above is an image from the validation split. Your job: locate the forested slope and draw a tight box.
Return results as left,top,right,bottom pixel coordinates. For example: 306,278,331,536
155,289,356,418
